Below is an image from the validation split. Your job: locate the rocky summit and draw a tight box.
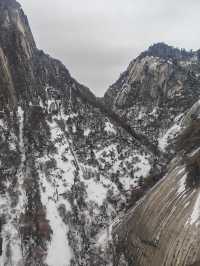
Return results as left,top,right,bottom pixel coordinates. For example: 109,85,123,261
0,1,200,266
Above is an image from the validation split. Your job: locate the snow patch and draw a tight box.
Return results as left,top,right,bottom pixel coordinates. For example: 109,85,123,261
158,123,181,151
84,128,91,137
85,179,107,206
0,119,4,128
37,118,79,265
18,106,25,166
134,154,151,178
46,201,72,266
177,174,187,195
0,192,23,265
188,192,200,226
39,166,73,266
104,122,116,135
1,222,23,266
72,124,76,133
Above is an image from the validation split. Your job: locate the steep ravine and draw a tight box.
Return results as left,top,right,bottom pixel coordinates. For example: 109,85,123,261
0,0,163,265
1,1,200,265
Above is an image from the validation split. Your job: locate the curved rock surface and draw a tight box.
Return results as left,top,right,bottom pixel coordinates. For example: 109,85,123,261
112,102,200,266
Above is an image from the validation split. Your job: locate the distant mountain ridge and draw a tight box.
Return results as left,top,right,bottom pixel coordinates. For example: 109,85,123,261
104,41,200,151
139,42,199,61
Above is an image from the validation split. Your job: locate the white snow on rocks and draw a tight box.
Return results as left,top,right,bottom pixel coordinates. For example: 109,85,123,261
96,221,113,251
133,153,151,178
46,203,71,266
85,179,107,206
84,128,91,137
37,119,76,265
188,192,200,226
0,107,27,265
158,113,183,152
104,121,116,135
177,174,187,195
80,165,119,206
18,106,25,166
0,190,23,265
40,170,72,266
0,119,4,128
0,220,23,266
158,123,181,151
16,107,27,213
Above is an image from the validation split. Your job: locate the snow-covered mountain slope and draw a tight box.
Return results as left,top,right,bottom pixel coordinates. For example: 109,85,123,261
0,1,162,265
0,92,155,265
112,101,200,266
104,43,200,155
1,1,200,265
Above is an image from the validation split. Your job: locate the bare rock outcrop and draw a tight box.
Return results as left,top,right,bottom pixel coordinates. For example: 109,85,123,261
112,101,200,266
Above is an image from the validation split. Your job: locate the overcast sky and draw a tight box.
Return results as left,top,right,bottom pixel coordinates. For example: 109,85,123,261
19,0,200,96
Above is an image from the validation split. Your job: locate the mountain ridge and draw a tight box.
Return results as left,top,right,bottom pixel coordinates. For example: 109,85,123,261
0,1,164,265
0,1,200,265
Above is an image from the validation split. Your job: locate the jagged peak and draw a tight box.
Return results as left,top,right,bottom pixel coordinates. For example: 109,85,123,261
139,42,196,61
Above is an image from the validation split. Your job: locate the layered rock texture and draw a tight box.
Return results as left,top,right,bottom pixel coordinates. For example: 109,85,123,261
104,43,200,153
112,101,200,266
1,0,200,265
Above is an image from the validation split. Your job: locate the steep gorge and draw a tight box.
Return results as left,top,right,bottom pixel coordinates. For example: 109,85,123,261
0,1,200,265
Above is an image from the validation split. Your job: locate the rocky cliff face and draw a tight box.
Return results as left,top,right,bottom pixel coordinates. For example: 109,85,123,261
1,1,200,266
0,1,162,265
104,43,200,153
112,101,200,266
